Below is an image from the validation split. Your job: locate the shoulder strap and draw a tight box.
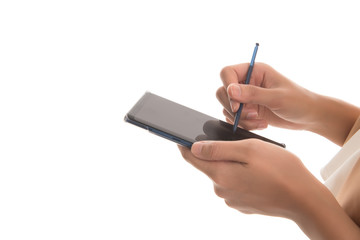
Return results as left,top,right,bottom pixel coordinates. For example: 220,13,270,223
345,115,360,143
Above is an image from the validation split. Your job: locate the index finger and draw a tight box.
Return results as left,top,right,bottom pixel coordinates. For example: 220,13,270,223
220,64,250,89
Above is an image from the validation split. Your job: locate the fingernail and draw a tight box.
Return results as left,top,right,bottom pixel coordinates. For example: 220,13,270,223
230,100,239,112
257,123,268,130
246,112,258,119
229,84,241,98
192,142,204,156
192,141,213,157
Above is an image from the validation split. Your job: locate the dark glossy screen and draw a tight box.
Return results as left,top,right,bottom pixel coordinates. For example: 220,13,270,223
126,92,285,147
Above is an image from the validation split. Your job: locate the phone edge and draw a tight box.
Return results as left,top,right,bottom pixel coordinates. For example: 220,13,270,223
124,115,193,148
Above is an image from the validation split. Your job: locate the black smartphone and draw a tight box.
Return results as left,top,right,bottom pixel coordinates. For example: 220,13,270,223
124,92,285,148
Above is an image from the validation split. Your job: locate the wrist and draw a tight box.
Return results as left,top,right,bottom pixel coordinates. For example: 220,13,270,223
304,93,360,146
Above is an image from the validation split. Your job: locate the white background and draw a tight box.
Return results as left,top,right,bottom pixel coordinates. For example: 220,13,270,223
1,0,359,239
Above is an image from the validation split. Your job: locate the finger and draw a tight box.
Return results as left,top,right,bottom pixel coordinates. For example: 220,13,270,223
238,119,268,131
223,108,268,131
225,117,233,125
227,83,279,109
191,141,250,163
223,107,259,121
220,64,250,88
217,80,260,114
223,108,234,121
178,145,216,177
216,87,232,114
217,86,241,115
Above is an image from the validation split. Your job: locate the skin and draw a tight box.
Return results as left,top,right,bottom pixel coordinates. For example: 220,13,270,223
216,63,359,146
178,63,360,239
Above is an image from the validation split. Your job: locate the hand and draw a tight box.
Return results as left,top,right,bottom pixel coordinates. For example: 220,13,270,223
217,63,360,145
178,139,318,218
217,63,318,131
178,140,360,239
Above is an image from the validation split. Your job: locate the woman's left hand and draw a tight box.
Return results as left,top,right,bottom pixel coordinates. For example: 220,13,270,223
178,139,320,219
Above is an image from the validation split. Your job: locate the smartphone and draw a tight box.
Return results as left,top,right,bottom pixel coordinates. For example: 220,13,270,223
124,92,285,148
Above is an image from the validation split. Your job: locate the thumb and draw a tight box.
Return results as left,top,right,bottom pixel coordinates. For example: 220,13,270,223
191,141,248,163
227,83,278,108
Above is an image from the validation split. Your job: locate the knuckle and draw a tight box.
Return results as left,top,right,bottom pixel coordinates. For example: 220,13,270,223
239,209,252,215
244,85,257,102
213,185,225,198
216,87,230,108
223,108,234,119
209,143,219,160
220,66,231,77
178,146,191,160
240,139,259,156
210,170,223,186
211,165,228,186
216,87,227,101
256,62,269,69
210,168,220,183
220,66,236,82
248,85,257,96
202,142,217,160
224,199,233,208
243,138,259,147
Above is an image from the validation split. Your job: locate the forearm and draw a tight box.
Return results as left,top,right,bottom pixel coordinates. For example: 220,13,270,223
292,182,360,240
305,94,360,146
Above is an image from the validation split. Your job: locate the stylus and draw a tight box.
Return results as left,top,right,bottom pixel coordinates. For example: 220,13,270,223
232,43,259,133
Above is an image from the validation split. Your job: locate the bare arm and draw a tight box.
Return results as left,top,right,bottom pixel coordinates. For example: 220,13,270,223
336,116,360,226
293,179,360,240
337,157,360,228
217,63,360,146
305,95,360,146
178,140,360,239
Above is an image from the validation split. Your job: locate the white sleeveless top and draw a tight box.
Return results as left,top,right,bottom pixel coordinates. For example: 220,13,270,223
321,129,360,196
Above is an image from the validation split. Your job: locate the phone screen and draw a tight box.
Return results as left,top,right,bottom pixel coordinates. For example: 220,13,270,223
125,92,285,148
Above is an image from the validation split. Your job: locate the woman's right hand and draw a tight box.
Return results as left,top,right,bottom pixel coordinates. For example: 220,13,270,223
217,62,360,146
217,63,318,131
